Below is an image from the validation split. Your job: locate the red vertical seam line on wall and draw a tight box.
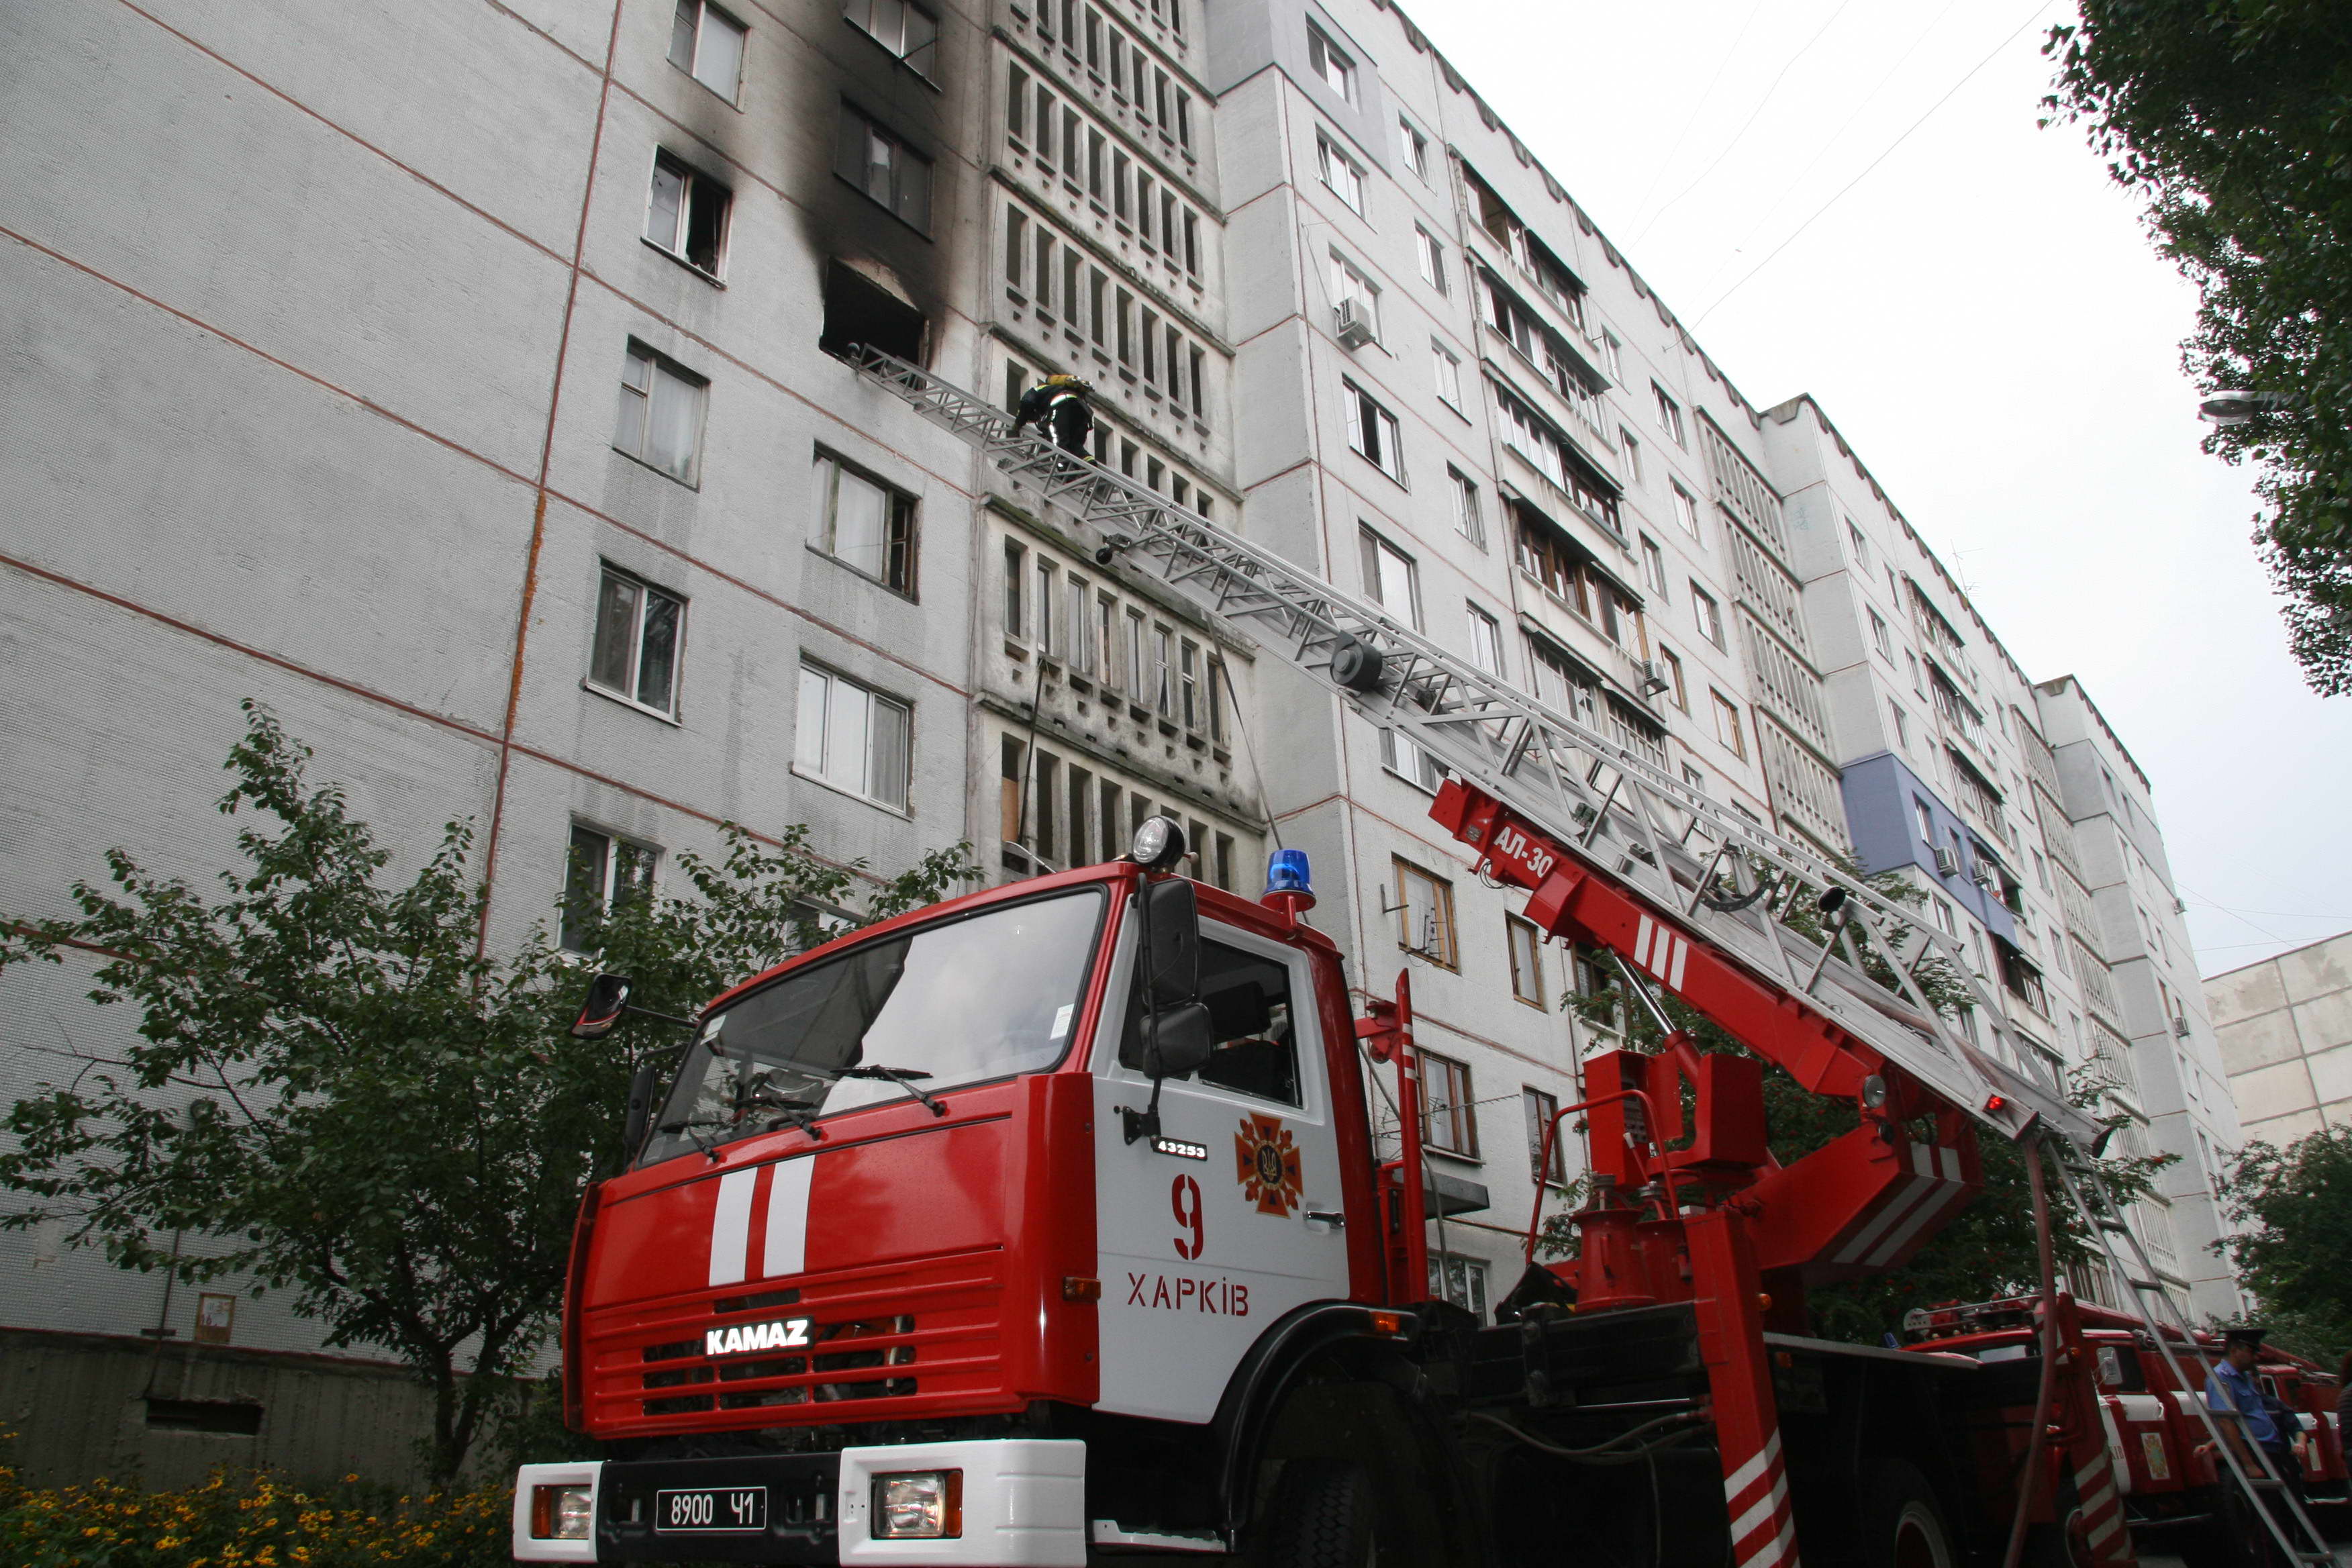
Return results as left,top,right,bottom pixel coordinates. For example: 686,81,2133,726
475,0,628,957
0,225,973,703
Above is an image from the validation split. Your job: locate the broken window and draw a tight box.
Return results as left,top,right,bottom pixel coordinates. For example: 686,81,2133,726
819,258,926,364
645,151,730,277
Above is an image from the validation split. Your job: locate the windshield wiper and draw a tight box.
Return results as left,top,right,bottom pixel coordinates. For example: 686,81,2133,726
840,1064,948,1117
744,1088,828,1140
656,1116,729,1163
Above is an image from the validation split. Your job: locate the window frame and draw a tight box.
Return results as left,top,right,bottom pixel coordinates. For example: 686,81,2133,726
1342,379,1406,483
835,100,935,234
1414,226,1449,293
1524,1085,1567,1183
614,340,709,487
1711,689,1746,758
1431,338,1463,409
1316,133,1365,215
1690,583,1725,648
1653,384,1687,447
795,661,914,813
842,0,940,81
644,149,732,279
1419,1048,1479,1157
561,824,658,952
586,562,687,719
1394,857,1459,969
1450,467,1485,549
1507,916,1546,1010
1670,481,1702,538
1306,23,1356,101
669,0,748,103
811,449,919,596
1399,114,1430,180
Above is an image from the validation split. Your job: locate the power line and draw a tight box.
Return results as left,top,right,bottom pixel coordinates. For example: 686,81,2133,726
1692,0,2061,327
1622,0,1770,233
1685,0,1968,301
1631,0,1861,248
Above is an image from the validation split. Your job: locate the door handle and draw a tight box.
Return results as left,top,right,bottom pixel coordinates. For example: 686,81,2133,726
1304,1209,1345,1229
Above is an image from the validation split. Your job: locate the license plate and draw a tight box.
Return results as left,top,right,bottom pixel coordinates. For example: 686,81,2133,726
652,1486,767,1534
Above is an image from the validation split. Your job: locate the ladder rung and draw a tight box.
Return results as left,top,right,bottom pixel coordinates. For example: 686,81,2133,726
2126,1277,2165,1290
2094,1218,2129,1232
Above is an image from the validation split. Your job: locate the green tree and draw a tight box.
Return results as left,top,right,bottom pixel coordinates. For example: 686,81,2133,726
1546,868,2167,1343
2044,5,2352,693
2216,1127,2352,1361
0,703,972,1483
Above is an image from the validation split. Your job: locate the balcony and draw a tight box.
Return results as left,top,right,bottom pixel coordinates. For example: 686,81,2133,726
1700,420,1790,559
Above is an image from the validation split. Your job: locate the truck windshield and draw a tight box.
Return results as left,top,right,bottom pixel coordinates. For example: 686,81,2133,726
638,887,1107,1167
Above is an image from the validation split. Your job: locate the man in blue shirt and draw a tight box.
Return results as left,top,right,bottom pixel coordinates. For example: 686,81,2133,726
2204,1326,2302,1562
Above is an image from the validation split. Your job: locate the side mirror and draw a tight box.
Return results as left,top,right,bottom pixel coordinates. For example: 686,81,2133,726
620,1061,660,1161
572,973,634,1040
1141,879,1201,1010
1142,1001,1214,1079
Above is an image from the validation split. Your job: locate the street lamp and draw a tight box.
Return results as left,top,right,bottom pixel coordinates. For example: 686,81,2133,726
2198,389,2293,428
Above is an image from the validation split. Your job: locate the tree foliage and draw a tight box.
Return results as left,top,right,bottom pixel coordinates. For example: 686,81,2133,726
2045,4,2352,693
1545,868,2168,1344
2216,1126,2352,1360
0,703,973,1483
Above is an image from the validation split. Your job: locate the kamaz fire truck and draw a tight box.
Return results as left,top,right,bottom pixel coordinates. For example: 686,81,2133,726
511,353,2329,1568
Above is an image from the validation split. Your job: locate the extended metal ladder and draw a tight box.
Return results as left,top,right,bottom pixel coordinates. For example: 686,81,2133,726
854,344,2091,1148
2049,1155,2334,1565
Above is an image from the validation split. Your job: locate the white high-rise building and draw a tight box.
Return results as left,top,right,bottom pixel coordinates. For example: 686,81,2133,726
0,0,2238,1477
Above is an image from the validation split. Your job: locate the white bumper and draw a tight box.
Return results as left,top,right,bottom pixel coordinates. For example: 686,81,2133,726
510,1440,1087,1566
838,1438,1087,1566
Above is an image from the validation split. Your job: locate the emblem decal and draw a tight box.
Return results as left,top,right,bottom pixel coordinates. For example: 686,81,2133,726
1233,1112,1304,1216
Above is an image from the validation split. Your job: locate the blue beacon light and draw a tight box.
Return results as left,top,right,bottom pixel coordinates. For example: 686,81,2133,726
1263,849,1316,919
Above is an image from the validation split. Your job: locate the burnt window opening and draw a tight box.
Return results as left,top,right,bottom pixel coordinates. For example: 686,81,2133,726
646,151,731,278
145,1398,264,1435
820,260,926,365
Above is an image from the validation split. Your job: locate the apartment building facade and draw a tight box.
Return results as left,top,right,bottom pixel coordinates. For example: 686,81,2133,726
0,0,2235,1477
1761,401,2240,1317
2209,929,2352,1145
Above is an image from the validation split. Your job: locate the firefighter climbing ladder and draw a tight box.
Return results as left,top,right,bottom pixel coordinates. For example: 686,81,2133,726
2049,1154,2334,1565
852,346,2296,1556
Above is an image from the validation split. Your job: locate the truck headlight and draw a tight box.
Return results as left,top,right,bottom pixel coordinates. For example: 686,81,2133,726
530,1483,594,1540
873,1470,962,1539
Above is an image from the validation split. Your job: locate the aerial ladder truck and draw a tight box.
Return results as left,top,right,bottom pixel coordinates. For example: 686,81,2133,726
512,350,2329,1568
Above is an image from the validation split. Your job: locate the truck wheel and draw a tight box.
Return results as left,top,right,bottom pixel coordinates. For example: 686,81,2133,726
1861,1461,1955,1568
1259,1458,1375,1568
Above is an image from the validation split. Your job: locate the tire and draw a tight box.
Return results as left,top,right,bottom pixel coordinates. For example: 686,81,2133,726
1861,1460,1956,1568
1259,1458,1376,1568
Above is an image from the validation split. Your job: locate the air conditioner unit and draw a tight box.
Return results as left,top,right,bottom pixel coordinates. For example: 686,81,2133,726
1970,865,1996,890
1334,297,1376,350
1638,660,1671,697
2172,895,2186,915
2172,1017,2191,1039
1932,846,1959,876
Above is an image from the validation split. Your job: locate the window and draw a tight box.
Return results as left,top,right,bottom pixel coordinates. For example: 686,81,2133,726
1600,330,1623,382
1914,797,1938,846
1428,1253,1489,1322
812,451,916,591
614,341,707,485
1888,700,1910,753
1906,651,1924,696
1003,538,1025,635
842,0,938,75
1317,134,1364,214
834,103,932,232
1420,1050,1478,1156
1869,609,1894,660
1653,384,1686,446
1415,226,1449,293
588,566,684,715
1381,730,1447,793
1620,428,1643,483
1395,859,1458,967
1306,24,1355,100
1400,115,1430,180
1659,646,1687,711
645,152,730,276
1141,936,1306,1105
1342,381,1404,482
1711,690,1745,758
1508,918,1545,1009
1431,340,1463,407
1451,467,1485,548
1330,254,1379,342
1846,519,1871,567
669,0,746,101
561,825,656,952
796,664,912,810
1467,604,1504,677
1360,528,1422,628
1690,583,1724,647
1524,1087,1566,1181
1682,763,1705,794
1640,536,1669,598
1670,481,1701,538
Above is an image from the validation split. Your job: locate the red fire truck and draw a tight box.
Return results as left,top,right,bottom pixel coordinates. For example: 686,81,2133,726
510,353,2311,1567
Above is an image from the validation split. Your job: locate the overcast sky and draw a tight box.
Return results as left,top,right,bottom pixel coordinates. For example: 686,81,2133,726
1404,0,2352,982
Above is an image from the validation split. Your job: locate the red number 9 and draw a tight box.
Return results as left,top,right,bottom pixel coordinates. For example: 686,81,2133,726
1171,1175,1204,1261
